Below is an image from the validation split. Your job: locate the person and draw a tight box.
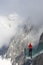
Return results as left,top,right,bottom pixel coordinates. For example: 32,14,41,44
28,43,32,58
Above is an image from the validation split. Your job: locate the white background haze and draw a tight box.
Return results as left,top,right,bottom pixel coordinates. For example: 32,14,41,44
0,13,23,48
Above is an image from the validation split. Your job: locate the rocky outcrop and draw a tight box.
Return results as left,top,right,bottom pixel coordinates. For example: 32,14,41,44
40,33,43,41
33,53,43,65
33,33,43,65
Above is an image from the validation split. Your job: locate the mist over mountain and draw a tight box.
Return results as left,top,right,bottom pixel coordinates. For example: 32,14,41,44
0,13,43,65
5,13,43,65
0,13,43,48
0,13,23,48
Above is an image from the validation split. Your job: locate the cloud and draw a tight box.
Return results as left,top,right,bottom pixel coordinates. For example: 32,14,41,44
0,13,23,48
0,12,43,49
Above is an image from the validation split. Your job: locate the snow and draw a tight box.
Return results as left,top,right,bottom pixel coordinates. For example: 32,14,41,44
0,56,12,65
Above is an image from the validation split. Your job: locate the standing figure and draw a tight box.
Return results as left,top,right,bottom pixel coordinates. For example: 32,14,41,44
28,43,32,58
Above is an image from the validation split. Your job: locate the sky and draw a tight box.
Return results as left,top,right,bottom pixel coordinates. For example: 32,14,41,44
0,0,43,24
0,0,43,17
